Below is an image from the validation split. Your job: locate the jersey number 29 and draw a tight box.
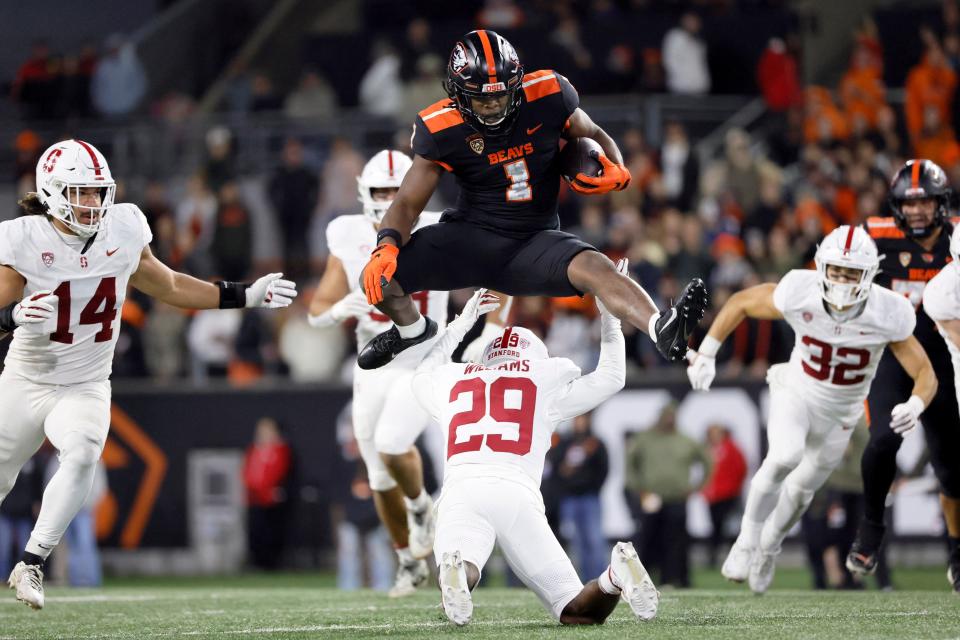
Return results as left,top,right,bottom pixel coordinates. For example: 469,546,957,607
447,377,537,458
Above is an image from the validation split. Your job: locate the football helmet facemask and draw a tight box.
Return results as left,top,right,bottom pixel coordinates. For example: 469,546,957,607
35,139,116,238
814,225,880,311
445,30,524,138
357,149,412,224
888,159,952,238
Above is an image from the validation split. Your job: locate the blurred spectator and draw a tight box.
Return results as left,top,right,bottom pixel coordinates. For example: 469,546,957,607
113,291,150,378
317,137,365,223
250,72,283,112
90,34,147,119
175,174,218,275
905,34,957,144
757,37,802,113
398,18,433,82
242,417,294,570
203,126,236,193
639,47,666,93
284,69,338,120
664,213,714,286
141,181,178,266
546,297,595,371
143,301,188,380
625,403,711,587
659,121,699,212
0,455,43,577
13,130,42,195
359,41,403,120
476,0,526,30
913,104,960,167
401,54,447,125
704,128,769,218
187,307,242,379
804,86,850,146
268,138,320,280
11,40,53,120
550,413,609,579
662,12,710,95
334,406,393,591
841,41,887,132
550,16,593,80
701,425,747,568
710,233,754,290
210,181,253,281
279,286,348,382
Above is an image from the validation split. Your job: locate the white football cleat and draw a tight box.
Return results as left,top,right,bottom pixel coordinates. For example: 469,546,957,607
406,494,436,559
388,558,429,598
439,551,473,626
721,538,754,583
8,562,44,610
610,541,659,621
749,548,779,595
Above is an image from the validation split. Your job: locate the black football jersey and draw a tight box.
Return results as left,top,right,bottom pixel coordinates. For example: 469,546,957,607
411,69,579,237
864,215,956,359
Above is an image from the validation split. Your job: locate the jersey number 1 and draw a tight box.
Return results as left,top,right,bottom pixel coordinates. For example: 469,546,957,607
504,159,532,202
49,278,118,344
447,377,537,458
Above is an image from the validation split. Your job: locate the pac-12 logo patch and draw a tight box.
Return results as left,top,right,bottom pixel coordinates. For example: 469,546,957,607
899,252,912,267
802,311,813,322
41,251,54,267
451,42,468,75
467,133,484,154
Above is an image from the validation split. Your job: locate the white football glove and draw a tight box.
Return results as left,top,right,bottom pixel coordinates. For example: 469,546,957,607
308,289,371,327
686,350,716,391
461,321,503,363
245,273,297,309
890,395,925,435
12,290,57,333
447,288,502,337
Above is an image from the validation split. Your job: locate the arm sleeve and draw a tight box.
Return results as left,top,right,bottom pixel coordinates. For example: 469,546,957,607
556,73,579,118
411,117,442,162
552,316,626,420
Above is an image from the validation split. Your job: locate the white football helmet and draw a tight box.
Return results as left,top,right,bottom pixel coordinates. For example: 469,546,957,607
814,225,880,310
357,149,412,224
481,326,549,368
950,224,960,263
35,139,116,237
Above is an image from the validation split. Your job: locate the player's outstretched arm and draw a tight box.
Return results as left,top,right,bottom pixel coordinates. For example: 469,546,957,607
460,291,513,363
130,245,297,310
553,260,628,420
887,336,938,435
687,283,782,390
307,255,370,328
414,289,501,374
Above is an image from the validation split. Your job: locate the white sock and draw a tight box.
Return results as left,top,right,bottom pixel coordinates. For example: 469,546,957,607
397,316,426,339
397,546,414,565
404,490,430,513
598,565,622,595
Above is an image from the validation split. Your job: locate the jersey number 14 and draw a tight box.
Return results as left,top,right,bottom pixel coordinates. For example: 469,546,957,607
49,278,117,344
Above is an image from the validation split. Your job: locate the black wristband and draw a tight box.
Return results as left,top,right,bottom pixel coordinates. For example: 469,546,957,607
216,281,248,309
0,301,16,333
376,228,402,247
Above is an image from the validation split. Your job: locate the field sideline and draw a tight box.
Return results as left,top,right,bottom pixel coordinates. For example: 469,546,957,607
0,568,956,640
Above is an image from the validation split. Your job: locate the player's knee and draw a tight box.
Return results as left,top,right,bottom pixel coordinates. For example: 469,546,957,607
865,430,901,456
756,458,797,486
59,432,102,470
783,478,816,509
356,438,398,491
933,465,960,498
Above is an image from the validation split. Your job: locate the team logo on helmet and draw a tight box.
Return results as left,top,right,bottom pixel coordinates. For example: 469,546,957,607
451,42,468,76
899,252,912,267
466,133,484,154
41,148,62,174
41,251,54,267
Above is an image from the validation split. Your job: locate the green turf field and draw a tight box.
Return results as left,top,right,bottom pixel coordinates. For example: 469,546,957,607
0,568,956,640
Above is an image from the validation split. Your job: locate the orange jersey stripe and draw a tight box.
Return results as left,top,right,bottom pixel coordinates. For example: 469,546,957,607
419,99,464,134
433,160,453,172
477,30,497,84
864,216,905,238
522,70,561,102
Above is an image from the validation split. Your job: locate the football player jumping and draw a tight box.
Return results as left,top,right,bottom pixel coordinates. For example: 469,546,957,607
309,150,447,596
411,264,660,627
357,30,706,370
686,225,936,594
922,224,960,593
1,140,297,609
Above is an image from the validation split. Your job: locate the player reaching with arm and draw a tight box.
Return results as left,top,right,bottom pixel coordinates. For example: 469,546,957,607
922,225,960,593
308,150,447,596
356,30,706,370
686,226,936,594
849,159,960,591
1,140,297,609
410,262,660,627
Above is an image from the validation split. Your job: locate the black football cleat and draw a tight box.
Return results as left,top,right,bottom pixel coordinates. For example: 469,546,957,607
845,543,878,576
653,278,708,361
948,564,960,595
357,317,438,370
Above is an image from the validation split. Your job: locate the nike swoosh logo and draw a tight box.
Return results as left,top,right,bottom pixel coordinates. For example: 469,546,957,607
527,123,543,135
106,247,120,256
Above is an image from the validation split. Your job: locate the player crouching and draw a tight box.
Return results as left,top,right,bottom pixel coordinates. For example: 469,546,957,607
410,266,659,626
687,226,936,594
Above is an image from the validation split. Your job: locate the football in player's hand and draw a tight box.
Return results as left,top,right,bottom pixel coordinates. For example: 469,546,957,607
558,137,603,185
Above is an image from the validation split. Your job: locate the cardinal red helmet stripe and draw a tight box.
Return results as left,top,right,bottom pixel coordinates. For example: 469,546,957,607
476,30,498,84
500,326,513,349
388,150,394,178
843,225,855,253
74,139,103,178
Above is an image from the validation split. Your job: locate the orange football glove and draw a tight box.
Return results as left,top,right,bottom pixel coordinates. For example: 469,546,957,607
570,152,632,195
362,243,400,304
